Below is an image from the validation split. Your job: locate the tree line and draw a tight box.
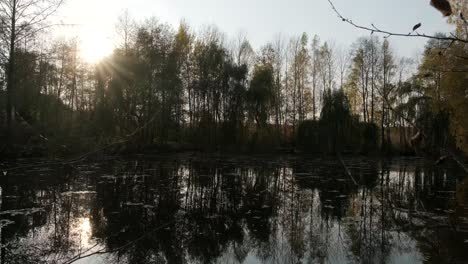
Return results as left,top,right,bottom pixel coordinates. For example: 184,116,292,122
0,1,467,156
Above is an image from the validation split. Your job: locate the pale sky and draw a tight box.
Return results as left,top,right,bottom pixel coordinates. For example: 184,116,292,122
55,0,455,62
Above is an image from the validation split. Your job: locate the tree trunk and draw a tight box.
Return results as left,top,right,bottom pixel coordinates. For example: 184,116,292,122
381,103,385,151
6,0,17,135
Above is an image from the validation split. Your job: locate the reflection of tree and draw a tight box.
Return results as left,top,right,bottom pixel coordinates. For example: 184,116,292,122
412,170,468,263
243,168,275,243
345,162,393,264
0,166,101,264
90,160,185,264
2,156,468,263
343,158,468,264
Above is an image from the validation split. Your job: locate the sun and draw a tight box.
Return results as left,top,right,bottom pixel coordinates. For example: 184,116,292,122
81,42,112,64
62,0,116,64
80,29,114,64
57,0,117,64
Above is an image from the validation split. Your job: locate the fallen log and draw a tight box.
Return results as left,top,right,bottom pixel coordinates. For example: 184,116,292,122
448,150,468,175
337,153,358,186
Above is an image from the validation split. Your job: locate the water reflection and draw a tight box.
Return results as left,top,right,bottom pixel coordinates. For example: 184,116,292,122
0,156,467,264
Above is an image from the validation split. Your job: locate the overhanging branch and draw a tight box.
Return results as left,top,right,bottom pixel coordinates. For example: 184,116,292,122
327,0,468,44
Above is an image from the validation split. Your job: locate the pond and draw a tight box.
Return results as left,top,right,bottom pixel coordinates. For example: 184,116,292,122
0,154,467,264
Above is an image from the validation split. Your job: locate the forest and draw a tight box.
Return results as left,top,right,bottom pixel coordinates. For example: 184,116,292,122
0,1,468,264
0,0,467,159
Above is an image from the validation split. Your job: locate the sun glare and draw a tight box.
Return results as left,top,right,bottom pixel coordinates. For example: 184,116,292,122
59,0,117,64
77,217,93,247
80,29,114,64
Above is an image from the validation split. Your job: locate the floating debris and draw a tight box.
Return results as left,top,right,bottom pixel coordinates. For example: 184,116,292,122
0,208,44,216
4,196,19,199
125,202,144,206
0,219,14,228
223,173,241,177
101,175,117,180
294,173,312,177
61,191,97,196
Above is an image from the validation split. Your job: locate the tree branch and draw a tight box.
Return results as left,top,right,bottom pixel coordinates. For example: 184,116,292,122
327,0,468,44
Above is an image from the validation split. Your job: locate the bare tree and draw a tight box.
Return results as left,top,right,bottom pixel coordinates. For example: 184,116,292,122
379,39,396,150
231,31,254,67
288,33,310,129
336,45,350,90
319,41,335,92
0,0,64,131
115,9,135,55
310,35,320,120
272,34,285,128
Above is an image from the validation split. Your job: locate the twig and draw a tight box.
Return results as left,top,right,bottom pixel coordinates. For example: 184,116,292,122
327,0,468,44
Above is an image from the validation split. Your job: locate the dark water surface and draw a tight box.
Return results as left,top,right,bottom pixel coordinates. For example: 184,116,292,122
1,155,467,264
